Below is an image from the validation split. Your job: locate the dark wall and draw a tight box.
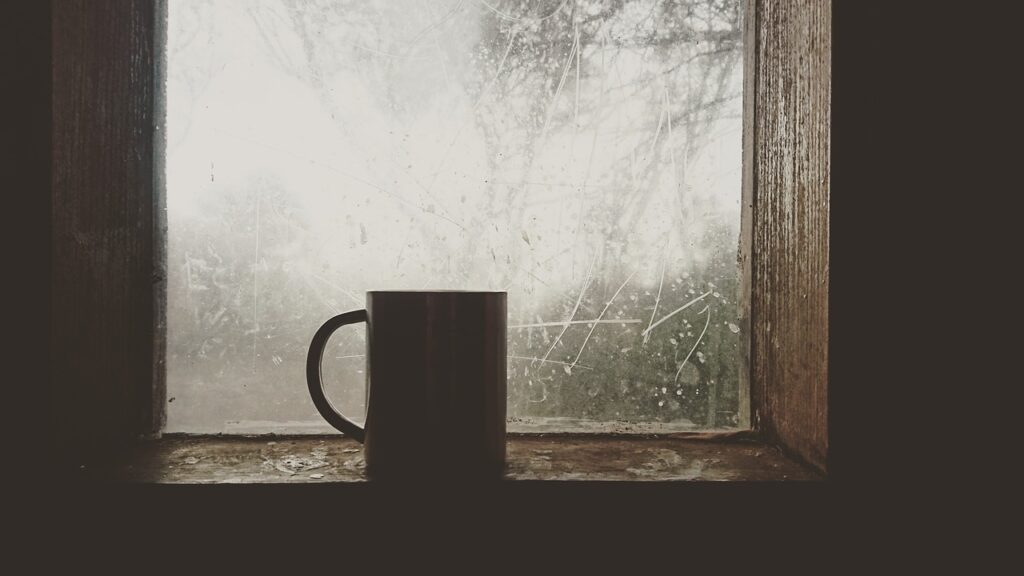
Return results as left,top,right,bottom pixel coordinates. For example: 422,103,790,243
7,2,53,475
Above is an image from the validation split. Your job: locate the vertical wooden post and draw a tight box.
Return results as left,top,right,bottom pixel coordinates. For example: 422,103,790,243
750,0,831,472
52,0,163,466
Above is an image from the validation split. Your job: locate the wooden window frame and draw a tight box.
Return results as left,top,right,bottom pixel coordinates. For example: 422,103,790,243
50,0,829,477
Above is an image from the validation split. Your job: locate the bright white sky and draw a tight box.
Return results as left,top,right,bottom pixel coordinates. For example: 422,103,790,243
167,0,741,296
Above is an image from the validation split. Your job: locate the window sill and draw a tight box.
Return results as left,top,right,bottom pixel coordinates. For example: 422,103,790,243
88,434,822,483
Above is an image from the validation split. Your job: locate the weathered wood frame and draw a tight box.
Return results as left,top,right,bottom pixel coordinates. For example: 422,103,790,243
50,0,830,474
745,0,830,472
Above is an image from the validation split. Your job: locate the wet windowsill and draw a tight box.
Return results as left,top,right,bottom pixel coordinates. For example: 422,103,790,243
87,434,823,483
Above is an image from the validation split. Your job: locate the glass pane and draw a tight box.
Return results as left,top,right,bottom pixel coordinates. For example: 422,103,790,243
166,0,745,433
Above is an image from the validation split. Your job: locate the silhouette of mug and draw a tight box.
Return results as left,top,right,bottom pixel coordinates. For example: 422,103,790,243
306,291,506,480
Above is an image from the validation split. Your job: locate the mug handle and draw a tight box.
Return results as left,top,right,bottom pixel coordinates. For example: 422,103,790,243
306,310,368,442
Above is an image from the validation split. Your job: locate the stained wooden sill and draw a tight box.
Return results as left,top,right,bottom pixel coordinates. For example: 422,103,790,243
90,434,823,483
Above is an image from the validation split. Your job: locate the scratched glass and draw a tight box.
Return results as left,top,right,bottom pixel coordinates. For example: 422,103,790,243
166,0,745,433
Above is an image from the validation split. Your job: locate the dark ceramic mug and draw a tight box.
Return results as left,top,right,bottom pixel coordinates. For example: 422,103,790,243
306,290,507,479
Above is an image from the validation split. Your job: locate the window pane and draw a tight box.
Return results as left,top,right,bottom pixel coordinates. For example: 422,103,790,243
166,0,745,433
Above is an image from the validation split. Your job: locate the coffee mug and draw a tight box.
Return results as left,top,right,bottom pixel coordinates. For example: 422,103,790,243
306,290,507,479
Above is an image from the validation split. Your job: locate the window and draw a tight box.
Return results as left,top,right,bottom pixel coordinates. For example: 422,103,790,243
165,0,746,434
50,0,830,479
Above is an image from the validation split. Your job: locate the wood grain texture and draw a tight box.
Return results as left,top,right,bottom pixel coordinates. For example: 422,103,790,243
750,0,830,471
51,0,161,466
88,436,822,483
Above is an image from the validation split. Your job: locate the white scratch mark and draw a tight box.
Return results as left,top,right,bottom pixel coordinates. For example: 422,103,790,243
478,0,570,23
408,0,467,48
526,382,548,403
538,27,579,145
643,253,668,346
574,19,581,125
640,289,713,338
509,356,593,370
510,319,642,329
664,79,680,197
674,305,711,384
571,270,637,367
648,95,667,161
540,253,596,363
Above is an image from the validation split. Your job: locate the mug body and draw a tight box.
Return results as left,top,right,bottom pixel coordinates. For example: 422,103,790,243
363,290,506,479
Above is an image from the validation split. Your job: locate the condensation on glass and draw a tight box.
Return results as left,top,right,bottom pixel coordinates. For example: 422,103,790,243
165,0,745,433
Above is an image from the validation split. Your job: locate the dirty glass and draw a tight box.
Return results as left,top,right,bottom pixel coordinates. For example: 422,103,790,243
166,0,745,433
